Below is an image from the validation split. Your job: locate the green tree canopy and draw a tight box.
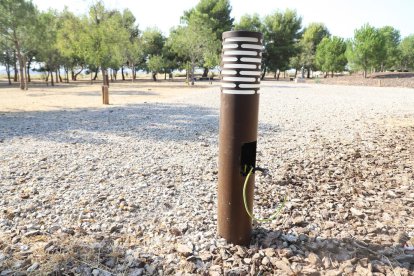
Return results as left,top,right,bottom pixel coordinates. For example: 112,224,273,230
168,14,219,85
234,13,262,32
82,2,129,84
117,9,142,81
121,8,140,40
0,0,38,90
347,24,385,77
35,10,64,85
161,42,181,74
133,27,166,79
0,35,14,84
56,8,88,81
2,0,412,87
183,0,233,41
315,36,347,77
262,9,302,79
183,0,233,76
399,35,414,70
141,28,165,60
300,22,330,77
379,26,401,70
147,55,165,81
124,36,142,81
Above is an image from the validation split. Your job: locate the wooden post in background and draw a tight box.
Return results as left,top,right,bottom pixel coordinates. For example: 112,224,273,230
102,85,109,105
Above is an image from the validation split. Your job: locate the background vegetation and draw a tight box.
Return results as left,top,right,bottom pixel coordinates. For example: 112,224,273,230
1,0,413,90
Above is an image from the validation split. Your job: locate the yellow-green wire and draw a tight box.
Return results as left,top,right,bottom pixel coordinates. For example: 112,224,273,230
242,167,287,223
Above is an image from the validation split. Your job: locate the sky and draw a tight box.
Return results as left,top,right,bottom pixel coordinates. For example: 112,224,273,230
28,0,414,39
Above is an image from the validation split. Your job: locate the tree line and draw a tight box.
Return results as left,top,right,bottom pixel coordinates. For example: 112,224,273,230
1,0,413,91
236,13,414,79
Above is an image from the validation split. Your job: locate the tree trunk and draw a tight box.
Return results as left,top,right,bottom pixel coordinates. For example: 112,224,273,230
14,42,25,90
27,66,31,82
294,69,298,78
71,69,75,81
191,61,195,85
324,72,328,78
50,70,54,86
45,71,49,82
13,51,18,82
113,69,117,80
27,56,33,82
6,62,12,85
363,70,367,78
65,67,69,83
276,71,280,80
102,68,109,86
307,68,311,79
110,69,113,82
73,66,83,81
261,66,267,80
164,71,167,80
58,69,62,82
93,68,99,80
274,71,277,79
101,68,106,86
202,67,208,78
152,72,157,81
101,69,105,85
23,60,28,90
331,71,334,78
186,62,189,84
20,57,26,90
121,66,125,80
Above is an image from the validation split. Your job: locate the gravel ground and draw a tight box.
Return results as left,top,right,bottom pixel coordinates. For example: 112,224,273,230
1,81,414,275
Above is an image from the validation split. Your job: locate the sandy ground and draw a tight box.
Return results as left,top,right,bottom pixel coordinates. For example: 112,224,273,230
2,72,414,113
0,79,219,112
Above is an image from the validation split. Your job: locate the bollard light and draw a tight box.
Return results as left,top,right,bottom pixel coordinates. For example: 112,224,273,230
218,30,263,245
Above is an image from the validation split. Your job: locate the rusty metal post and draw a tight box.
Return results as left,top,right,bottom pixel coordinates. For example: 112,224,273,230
102,85,109,105
218,31,263,245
